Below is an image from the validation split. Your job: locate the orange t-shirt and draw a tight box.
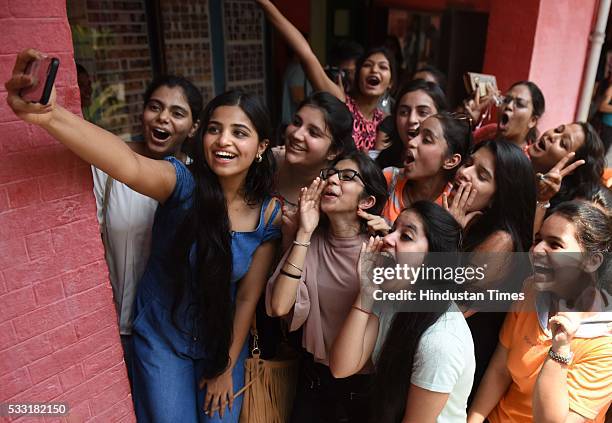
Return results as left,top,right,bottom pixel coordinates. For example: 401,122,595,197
488,288,612,423
381,167,452,223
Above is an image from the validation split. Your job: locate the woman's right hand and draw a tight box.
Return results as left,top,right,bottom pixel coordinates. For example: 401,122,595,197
297,177,326,235
5,49,56,127
463,82,498,125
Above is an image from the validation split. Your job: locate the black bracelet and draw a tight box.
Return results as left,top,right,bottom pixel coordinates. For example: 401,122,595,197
280,269,301,280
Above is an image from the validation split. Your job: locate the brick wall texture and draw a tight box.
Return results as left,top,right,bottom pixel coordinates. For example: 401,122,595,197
223,0,266,96
0,1,135,421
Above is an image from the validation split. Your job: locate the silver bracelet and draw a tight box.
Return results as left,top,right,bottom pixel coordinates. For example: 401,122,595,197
536,200,551,209
548,348,573,365
293,240,311,247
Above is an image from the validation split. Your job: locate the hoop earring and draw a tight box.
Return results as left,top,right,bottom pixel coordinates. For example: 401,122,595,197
256,153,263,163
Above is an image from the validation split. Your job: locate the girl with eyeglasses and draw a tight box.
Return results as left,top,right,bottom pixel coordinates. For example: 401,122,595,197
466,81,545,154
382,112,472,224
266,151,388,423
273,92,357,250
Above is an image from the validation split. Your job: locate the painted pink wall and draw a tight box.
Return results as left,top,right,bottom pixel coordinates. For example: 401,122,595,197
0,1,134,420
528,0,597,130
482,0,540,89
483,0,596,131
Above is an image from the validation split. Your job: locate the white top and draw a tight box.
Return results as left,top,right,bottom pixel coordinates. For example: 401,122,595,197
373,303,475,423
92,166,158,335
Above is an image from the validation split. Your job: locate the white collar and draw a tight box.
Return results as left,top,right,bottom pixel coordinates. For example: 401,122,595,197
535,291,612,339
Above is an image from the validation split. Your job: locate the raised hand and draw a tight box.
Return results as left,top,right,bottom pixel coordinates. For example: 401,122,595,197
297,177,326,235
357,236,384,309
443,182,482,229
536,152,585,202
549,312,581,351
5,49,56,127
357,209,391,236
463,82,499,125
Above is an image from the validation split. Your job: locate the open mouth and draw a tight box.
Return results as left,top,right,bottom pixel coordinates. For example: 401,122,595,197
499,113,511,129
536,138,546,152
152,128,171,141
406,128,419,138
322,188,340,199
214,151,237,161
365,75,381,87
403,151,416,167
533,264,554,278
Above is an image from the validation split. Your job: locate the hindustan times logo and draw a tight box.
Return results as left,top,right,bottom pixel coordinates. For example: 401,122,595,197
371,263,487,285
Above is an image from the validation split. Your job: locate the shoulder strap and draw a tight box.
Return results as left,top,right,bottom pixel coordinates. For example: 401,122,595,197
263,197,281,229
100,175,114,233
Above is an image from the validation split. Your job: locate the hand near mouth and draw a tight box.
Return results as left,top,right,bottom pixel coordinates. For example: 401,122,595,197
358,236,385,306
536,152,585,202
442,182,482,229
297,177,327,235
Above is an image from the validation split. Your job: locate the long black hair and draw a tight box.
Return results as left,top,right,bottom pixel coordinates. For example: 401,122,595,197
169,90,275,378
554,122,606,206
370,201,461,423
462,140,536,252
296,91,357,157
376,79,448,169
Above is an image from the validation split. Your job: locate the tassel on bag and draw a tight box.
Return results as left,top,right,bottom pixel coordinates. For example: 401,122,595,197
238,321,300,423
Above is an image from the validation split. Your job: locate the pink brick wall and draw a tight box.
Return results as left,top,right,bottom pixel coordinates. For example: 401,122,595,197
0,1,134,421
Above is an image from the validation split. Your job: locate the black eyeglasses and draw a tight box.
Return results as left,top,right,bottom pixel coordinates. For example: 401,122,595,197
319,167,365,184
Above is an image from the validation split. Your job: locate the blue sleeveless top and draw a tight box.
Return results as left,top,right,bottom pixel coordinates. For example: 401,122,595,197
136,157,280,334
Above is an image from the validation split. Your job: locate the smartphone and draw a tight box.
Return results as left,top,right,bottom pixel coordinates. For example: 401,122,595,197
324,66,349,91
463,72,497,98
20,56,60,105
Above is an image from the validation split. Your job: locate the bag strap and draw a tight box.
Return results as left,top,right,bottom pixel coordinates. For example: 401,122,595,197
100,175,114,233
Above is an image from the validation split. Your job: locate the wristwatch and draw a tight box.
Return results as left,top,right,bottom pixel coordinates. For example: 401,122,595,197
548,348,573,365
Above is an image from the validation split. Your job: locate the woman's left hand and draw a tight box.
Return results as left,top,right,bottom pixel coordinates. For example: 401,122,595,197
357,209,391,236
200,368,234,418
443,182,482,229
549,312,581,350
536,152,585,203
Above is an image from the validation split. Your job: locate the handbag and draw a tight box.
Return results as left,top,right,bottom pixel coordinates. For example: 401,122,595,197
237,319,300,423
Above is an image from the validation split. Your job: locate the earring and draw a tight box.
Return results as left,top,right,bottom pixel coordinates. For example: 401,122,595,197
256,153,263,163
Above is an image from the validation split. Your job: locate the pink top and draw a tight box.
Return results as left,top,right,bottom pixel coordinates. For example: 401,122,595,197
266,229,366,365
345,95,384,152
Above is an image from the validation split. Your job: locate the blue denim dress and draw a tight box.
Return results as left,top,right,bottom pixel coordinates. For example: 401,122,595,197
131,157,280,422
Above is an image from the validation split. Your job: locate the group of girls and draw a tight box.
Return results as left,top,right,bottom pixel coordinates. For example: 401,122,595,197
6,1,612,420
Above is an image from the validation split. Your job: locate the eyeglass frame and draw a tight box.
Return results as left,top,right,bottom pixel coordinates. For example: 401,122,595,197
319,167,366,186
